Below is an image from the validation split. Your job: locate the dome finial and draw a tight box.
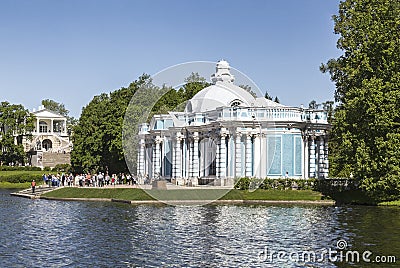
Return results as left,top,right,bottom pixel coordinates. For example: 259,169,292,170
211,60,235,84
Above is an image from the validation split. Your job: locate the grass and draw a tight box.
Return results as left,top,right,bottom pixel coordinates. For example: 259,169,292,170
42,187,327,202
42,187,155,200
378,200,400,206
0,182,31,189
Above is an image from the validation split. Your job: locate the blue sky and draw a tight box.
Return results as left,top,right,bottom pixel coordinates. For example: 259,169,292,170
0,0,342,118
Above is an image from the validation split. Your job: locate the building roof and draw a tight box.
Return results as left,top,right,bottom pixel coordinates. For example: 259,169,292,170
185,60,284,113
32,108,66,119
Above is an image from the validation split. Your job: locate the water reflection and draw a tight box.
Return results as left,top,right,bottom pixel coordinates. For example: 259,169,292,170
0,189,398,267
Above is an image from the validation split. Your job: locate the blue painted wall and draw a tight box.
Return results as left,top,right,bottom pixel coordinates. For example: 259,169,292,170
266,133,302,177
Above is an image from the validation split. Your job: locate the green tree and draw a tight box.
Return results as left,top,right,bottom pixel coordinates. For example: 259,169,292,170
322,101,334,123
0,102,35,165
41,99,69,116
308,100,318,109
264,91,273,100
320,0,400,201
238,84,258,98
72,73,210,175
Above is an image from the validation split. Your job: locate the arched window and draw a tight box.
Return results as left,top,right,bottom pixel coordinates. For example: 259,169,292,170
230,99,242,107
39,121,48,133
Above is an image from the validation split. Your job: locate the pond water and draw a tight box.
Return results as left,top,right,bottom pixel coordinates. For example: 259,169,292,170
0,189,398,267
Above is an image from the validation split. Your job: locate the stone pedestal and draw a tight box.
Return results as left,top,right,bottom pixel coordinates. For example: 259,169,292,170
152,180,167,190
191,178,198,187
213,178,222,186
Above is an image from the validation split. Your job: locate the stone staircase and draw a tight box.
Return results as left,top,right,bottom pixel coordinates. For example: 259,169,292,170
10,185,59,199
42,152,71,168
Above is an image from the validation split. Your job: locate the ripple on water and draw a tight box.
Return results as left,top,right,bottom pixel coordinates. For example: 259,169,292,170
1,190,399,267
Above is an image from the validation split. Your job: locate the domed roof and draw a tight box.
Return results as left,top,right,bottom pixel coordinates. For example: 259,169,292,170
185,82,256,113
185,60,283,113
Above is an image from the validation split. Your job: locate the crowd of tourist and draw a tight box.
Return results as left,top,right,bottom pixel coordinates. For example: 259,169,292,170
42,173,138,187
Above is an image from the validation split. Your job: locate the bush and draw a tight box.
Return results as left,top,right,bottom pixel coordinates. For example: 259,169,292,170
52,164,72,173
234,177,251,190
234,178,318,191
0,173,43,183
0,166,42,171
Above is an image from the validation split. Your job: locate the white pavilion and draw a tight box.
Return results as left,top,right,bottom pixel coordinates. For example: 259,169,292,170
137,60,330,186
23,106,72,167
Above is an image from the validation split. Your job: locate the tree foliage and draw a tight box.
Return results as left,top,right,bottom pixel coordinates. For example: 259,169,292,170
0,102,34,165
321,0,400,201
42,99,69,117
71,73,209,175
264,90,281,103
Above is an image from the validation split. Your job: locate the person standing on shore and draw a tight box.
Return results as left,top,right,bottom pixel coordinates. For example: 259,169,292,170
31,180,36,194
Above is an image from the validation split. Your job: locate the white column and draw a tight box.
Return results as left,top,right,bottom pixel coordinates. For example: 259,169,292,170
216,136,221,178
152,144,156,178
138,138,145,176
318,137,325,178
154,137,161,177
260,134,267,178
189,138,193,178
172,138,176,179
36,118,40,134
227,135,234,178
137,149,140,176
303,136,309,179
324,138,329,178
144,144,149,176
220,133,227,178
174,135,182,178
245,132,252,177
200,137,205,177
193,132,199,178
253,133,261,178
51,119,54,133
309,137,316,178
235,132,242,177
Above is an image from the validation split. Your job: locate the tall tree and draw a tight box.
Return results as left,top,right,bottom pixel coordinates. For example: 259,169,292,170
0,102,34,165
238,84,258,98
320,0,400,201
308,100,318,109
71,73,210,175
71,74,157,174
264,91,273,100
41,99,69,117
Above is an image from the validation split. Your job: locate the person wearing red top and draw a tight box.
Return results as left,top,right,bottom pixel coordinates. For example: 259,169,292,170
31,180,36,194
